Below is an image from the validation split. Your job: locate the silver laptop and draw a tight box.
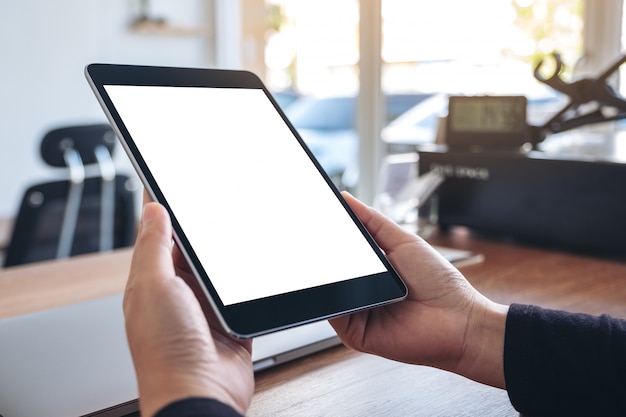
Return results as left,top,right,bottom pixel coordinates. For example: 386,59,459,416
0,294,340,417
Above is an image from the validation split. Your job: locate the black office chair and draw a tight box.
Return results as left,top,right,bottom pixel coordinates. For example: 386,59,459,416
3,124,138,267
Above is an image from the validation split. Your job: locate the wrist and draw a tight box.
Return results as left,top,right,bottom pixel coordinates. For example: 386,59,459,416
137,372,221,417
458,296,509,388
137,368,247,417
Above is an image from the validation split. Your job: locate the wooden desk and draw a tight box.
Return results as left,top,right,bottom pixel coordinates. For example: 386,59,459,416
0,249,132,319
429,228,626,318
2,230,626,416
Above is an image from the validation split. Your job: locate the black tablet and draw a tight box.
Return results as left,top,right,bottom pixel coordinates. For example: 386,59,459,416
85,64,407,338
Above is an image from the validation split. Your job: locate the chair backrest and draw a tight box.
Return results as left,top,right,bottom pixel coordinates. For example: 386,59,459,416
39,124,117,167
3,124,138,268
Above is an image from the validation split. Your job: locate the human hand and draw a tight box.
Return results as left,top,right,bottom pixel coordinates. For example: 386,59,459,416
330,193,508,388
123,202,254,417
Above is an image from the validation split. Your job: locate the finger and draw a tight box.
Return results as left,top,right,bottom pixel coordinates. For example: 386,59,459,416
341,191,417,253
142,188,153,207
127,203,176,292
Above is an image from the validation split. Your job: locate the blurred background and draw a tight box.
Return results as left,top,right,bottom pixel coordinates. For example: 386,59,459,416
2,0,625,266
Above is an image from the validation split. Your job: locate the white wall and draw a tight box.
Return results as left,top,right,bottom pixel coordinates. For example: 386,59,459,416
0,0,214,218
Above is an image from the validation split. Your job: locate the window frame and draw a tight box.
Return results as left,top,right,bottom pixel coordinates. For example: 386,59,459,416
225,0,625,203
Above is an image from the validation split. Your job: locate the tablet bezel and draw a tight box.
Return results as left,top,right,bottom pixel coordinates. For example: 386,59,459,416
85,63,407,338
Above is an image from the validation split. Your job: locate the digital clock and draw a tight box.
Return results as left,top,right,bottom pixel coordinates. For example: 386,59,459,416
445,95,528,149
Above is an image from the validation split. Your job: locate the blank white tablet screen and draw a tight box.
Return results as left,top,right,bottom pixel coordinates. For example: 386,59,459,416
105,85,386,305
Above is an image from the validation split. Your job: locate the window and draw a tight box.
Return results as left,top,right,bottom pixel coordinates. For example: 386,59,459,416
246,1,619,201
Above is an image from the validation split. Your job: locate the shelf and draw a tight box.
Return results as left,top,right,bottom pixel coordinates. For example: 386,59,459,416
130,19,208,37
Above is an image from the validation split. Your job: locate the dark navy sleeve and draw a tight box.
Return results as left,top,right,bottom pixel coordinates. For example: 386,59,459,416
153,397,243,417
504,303,626,417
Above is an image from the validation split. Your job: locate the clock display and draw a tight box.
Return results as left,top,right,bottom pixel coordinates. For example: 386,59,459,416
446,95,528,148
450,97,526,133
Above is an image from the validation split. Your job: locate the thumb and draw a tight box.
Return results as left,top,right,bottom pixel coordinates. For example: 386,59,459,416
125,203,176,306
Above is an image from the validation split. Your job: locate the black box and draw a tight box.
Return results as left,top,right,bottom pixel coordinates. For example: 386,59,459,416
418,147,626,257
